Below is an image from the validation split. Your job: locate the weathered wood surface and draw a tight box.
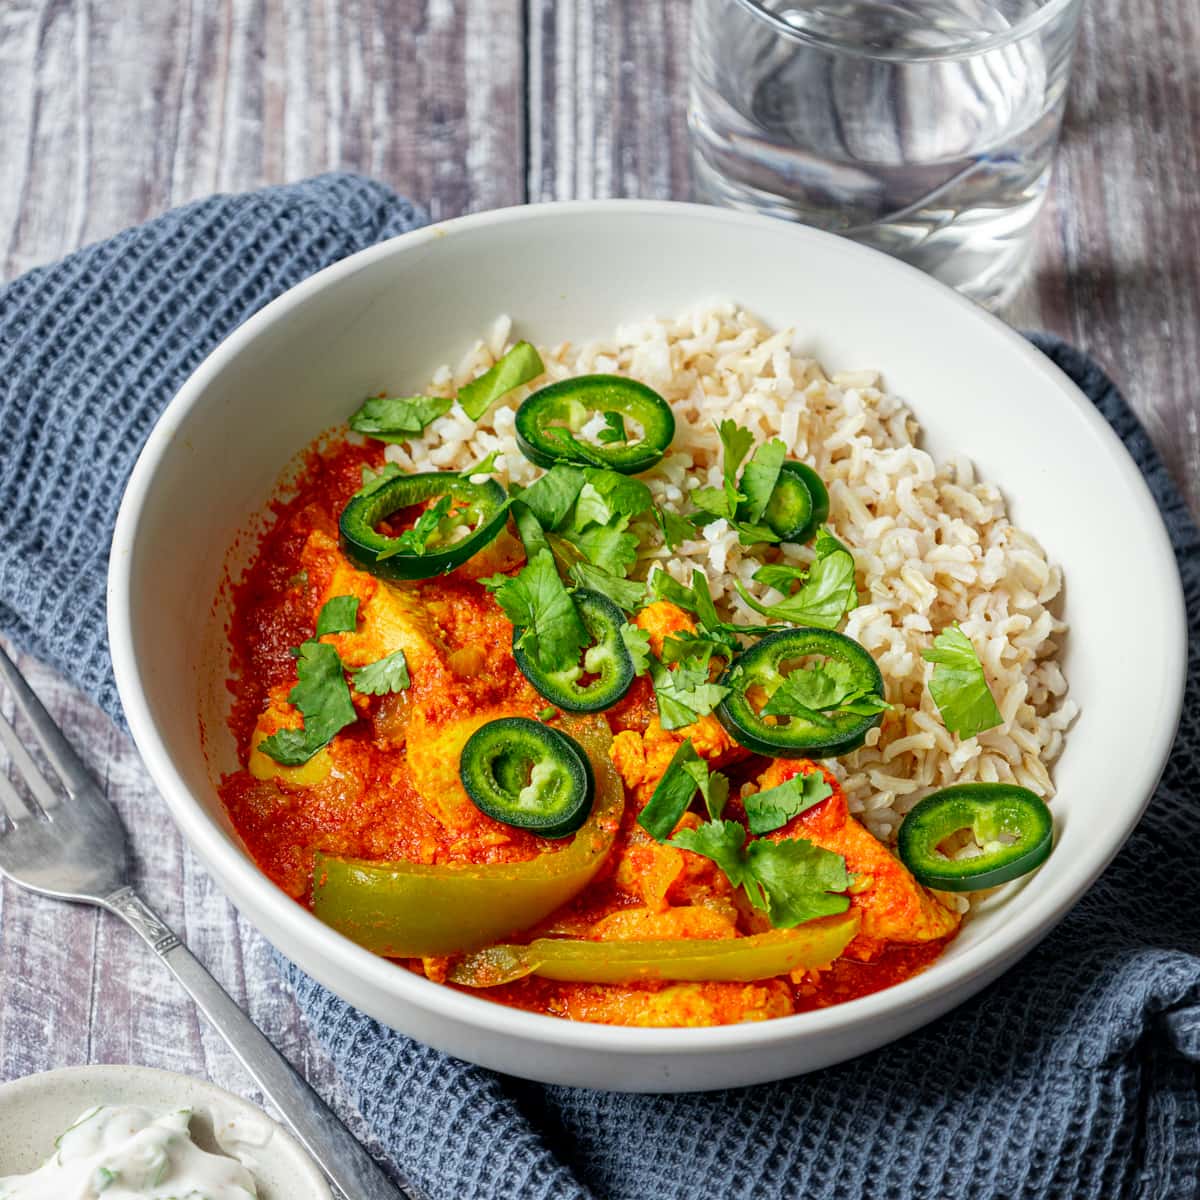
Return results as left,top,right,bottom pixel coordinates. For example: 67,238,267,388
0,0,1196,1143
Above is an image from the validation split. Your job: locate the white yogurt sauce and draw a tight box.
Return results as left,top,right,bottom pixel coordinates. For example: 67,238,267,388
0,1105,258,1199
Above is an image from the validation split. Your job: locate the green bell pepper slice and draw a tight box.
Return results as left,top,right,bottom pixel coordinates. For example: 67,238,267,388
447,911,861,986
311,718,622,957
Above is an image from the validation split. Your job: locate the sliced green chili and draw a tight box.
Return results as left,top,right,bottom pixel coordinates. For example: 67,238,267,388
515,375,675,474
897,783,1053,892
460,716,595,838
512,589,635,713
763,461,830,544
717,627,886,758
339,470,508,580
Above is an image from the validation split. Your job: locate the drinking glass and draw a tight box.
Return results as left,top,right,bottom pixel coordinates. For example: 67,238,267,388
689,0,1085,308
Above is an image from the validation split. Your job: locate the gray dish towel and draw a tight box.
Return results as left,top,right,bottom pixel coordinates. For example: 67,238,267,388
0,176,1196,1200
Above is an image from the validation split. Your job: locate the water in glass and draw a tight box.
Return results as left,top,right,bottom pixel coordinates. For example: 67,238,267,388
689,0,1084,307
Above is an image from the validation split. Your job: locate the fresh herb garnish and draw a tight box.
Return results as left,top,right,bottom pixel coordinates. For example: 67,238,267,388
922,624,1003,739
744,770,833,835
596,410,628,444
515,465,587,529
648,647,731,731
458,341,545,420
375,494,455,561
736,527,859,629
758,656,889,725
619,622,652,675
569,562,648,611
359,461,403,493
537,705,557,721
637,739,730,839
348,395,452,441
648,567,777,649
315,594,359,636
654,505,695,551
352,648,411,696
669,820,851,928
258,640,358,766
461,449,502,477
689,422,784,544
484,548,590,675
738,438,787,523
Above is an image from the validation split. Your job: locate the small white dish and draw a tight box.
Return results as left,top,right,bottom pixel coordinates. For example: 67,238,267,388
0,1065,332,1199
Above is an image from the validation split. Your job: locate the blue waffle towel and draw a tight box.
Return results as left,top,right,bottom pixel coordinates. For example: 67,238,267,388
0,176,1196,1200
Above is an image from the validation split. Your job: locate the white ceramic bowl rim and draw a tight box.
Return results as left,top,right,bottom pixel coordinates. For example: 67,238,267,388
108,199,1187,1059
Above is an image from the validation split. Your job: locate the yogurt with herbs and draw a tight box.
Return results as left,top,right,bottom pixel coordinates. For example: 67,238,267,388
0,1105,258,1198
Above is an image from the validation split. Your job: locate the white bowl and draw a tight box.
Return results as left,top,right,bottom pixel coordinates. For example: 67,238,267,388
0,1065,331,1198
108,200,1186,1093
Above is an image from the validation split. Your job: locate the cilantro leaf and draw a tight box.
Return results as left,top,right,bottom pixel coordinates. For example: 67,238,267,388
922,624,1003,739
571,470,653,530
348,395,452,442
489,549,589,674
375,494,454,561
352,648,411,696
759,657,888,726
315,595,359,636
654,506,694,551
639,743,731,840
619,622,651,676
458,341,544,420
648,653,731,731
669,821,756,893
257,641,357,766
744,771,833,835
567,524,639,576
716,419,755,511
648,567,777,649
461,449,502,477
511,503,550,561
670,820,850,928
596,411,627,443
737,527,859,629
744,838,851,927
515,466,586,530
358,462,403,494
569,562,648,611
739,438,787,522
660,630,733,668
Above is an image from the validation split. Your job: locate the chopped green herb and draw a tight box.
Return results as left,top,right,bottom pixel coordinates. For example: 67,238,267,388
654,505,694,551
737,527,859,629
619,622,652,676
352,648,411,696
596,410,628,443
717,419,756,511
487,549,589,675
669,820,851,928
567,524,639,576
374,494,455,561
537,706,557,721
739,438,787,523
637,741,731,839
461,449,503,477
348,394,452,441
316,594,360,637
922,624,1003,739
744,771,833,835
648,652,731,731
571,470,652,529
359,461,403,494
458,341,545,420
515,465,587,529
648,567,776,648
258,641,358,766
759,656,889,725
569,562,648,611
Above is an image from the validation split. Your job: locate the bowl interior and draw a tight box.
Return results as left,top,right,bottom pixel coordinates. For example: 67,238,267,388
110,202,1183,1083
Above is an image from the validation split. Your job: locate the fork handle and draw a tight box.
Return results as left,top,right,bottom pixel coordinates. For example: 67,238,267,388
104,886,407,1200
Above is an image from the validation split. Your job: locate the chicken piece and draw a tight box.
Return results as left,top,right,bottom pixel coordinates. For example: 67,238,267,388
589,905,737,941
247,686,333,787
301,528,448,677
755,760,960,951
550,980,794,1027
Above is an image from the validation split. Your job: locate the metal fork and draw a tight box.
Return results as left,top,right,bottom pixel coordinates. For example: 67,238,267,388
0,643,406,1200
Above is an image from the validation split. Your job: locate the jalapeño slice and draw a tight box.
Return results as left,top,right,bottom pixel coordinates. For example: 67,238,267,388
515,375,675,474
339,471,508,581
897,783,1053,892
763,461,830,544
460,717,596,838
717,627,885,758
512,589,635,713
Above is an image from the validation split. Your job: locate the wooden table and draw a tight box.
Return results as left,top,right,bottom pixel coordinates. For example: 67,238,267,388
1,0,1196,1151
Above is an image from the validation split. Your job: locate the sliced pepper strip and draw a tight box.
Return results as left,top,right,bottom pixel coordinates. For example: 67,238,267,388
447,911,861,987
311,718,622,957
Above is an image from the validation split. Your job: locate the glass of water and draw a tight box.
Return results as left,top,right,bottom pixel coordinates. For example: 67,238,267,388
689,0,1084,308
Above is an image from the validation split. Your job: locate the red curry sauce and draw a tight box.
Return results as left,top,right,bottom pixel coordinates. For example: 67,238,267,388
218,438,953,1027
